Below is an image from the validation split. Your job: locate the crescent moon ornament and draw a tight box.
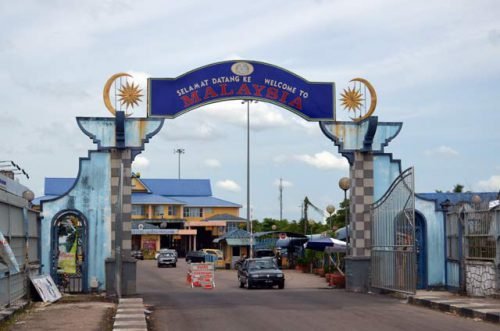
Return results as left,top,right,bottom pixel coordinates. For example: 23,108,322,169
340,78,377,122
103,73,143,117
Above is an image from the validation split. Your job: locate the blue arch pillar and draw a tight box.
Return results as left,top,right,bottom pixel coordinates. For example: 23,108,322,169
320,117,403,292
41,112,164,293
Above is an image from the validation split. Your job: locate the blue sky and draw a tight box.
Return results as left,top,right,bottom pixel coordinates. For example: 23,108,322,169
1,0,499,222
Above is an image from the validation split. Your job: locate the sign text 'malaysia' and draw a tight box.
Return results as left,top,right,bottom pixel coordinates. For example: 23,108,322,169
179,83,304,111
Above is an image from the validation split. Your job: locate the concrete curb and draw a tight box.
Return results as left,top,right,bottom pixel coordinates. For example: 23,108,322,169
113,298,147,331
0,300,29,323
408,296,500,323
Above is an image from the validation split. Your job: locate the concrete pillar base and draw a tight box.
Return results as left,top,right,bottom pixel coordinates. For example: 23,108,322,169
345,256,371,293
105,257,137,297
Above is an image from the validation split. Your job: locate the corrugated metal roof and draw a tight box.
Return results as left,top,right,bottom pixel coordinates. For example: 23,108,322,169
32,195,58,205
141,179,212,196
132,193,184,205
171,196,241,208
39,177,241,209
203,213,246,221
43,178,212,197
45,178,75,195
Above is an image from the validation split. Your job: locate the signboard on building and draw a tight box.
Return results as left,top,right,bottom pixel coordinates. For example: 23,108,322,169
131,228,179,235
148,61,335,121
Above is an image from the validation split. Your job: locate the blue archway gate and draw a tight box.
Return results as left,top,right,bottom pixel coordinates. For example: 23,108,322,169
371,167,416,294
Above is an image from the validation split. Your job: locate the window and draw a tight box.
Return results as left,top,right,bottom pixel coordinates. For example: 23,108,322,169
154,205,164,217
168,206,177,216
204,208,212,215
465,211,495,260
132,205,145,216
446,216,460,260
183,208,203,218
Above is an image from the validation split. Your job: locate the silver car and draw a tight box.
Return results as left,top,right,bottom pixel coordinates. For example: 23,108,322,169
157,251,177,268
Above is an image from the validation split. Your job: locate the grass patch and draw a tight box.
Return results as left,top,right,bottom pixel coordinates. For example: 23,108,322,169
0,303,32,331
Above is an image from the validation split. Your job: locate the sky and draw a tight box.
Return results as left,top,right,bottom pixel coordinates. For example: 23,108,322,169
1,0,499,222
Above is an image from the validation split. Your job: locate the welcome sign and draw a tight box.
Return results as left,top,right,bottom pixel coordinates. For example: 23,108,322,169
148,61,335,121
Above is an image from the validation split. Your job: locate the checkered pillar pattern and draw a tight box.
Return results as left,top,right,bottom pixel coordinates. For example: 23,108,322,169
349,151,374,257
110,149,132,258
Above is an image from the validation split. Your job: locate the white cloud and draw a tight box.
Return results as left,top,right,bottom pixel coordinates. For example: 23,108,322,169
294,151,349,170
163,121,222,141
216,179,241,192
204,158,221,168
424,145,459,158
477,175,500,191
201,101,289,131
132,155,150,171
273,179,293,188
127,71,150,90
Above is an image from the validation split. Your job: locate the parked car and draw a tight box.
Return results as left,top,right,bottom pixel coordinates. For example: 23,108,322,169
131,250,144,260
200,249,225,268
185,251,206,263
254,249,275,258
237,257,285,289
155,248,178,260
157,251,177,268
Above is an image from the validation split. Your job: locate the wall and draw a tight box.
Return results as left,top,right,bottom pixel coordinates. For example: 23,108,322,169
41,151,111,291
415,197,445,286
466,261,496,297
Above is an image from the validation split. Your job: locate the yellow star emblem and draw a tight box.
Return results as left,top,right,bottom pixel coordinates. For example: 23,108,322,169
340,86,363,112
118,81,143,109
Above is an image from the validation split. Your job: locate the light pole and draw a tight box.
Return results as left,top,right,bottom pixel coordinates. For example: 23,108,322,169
326,205,336,231
173,148,185,179
242,100,257,258
338,177,351,244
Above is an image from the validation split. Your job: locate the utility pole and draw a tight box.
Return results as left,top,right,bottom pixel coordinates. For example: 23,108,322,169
279,178,283,222
303,197,309,235
173,148,185,179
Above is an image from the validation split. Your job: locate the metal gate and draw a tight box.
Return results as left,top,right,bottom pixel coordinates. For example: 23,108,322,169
371,167,416,294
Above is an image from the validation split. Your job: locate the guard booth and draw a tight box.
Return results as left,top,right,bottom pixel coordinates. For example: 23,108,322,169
444,196,500,296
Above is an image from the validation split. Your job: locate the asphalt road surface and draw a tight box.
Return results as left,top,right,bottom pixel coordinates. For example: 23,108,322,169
137,259,499,331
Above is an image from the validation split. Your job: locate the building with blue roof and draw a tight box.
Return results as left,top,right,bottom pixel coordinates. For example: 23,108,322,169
35,175,244,260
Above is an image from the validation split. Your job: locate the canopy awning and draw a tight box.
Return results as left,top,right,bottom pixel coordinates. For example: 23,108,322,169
304,237,347,252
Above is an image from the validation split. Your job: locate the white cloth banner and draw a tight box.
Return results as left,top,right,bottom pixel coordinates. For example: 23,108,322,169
0,230,20,273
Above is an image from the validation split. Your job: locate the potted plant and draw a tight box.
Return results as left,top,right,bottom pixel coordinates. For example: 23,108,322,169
295,257,307,271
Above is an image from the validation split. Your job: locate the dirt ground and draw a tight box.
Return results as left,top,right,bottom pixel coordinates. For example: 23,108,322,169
2,297,116,331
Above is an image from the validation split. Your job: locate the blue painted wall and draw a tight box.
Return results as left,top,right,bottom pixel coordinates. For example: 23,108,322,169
39,115,163,291
41,152,111,290
415,197,445,287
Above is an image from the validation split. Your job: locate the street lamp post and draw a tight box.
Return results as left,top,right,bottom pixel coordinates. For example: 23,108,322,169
173,148,185,179
326,205,336,230
242,100,257,258
338,177,351,244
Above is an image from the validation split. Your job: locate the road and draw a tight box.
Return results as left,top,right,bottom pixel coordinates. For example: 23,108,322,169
137,259,498,331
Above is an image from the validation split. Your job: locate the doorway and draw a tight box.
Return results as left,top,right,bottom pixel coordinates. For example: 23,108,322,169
51,210,88,293
415,212,427,289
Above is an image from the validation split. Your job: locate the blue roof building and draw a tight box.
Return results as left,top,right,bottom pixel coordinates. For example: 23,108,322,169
35,175,243,261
